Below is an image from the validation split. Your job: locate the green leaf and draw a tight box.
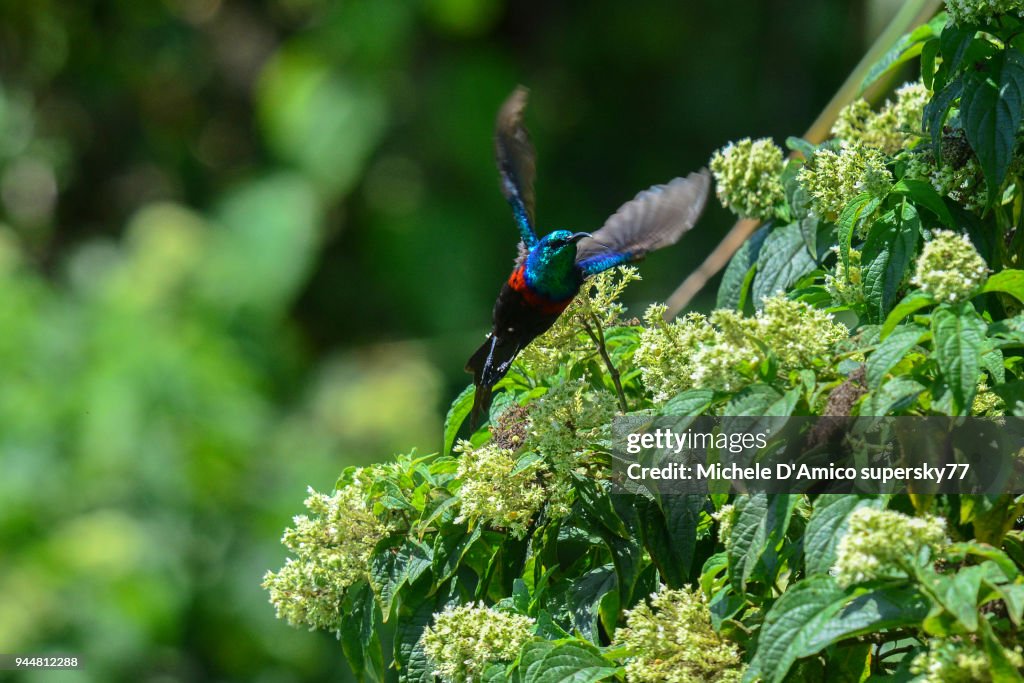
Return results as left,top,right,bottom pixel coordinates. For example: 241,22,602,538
729,494,798,594
724,384,798,417
805,584,931,652
860,19,940,93
862,376,926,416
573,475,630,539
395,598,439,682
718,225,770,309
938,22,977,78
995,583,1024,626
444,384,475,455
860,19,937,92
804,495,884,576
637,494,703,588
891,178,955,226
881,290,934,339
660,388,715,417
947,541,1020,582
931,305,985,414
433,525,482,586
920,565,984,632
979,618,1024,682
786,136,817,159
960,48,1024,203
370,536,407,619
340,583,385,682
753,223,819,306
837,193,878,273
743,576,847,683
866,323,926,389
568,566,617,642
924,76,964,161
862,202,920,323
982,269,1024,304
521,641,619,683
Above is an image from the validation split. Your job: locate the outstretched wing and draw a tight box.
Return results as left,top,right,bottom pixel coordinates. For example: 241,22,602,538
575,169,711,275
495,86,539,248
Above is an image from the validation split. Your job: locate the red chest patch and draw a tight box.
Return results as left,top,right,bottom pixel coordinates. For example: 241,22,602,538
508,266,573,315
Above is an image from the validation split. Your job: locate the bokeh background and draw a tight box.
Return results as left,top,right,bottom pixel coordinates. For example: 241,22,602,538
0,1,904,681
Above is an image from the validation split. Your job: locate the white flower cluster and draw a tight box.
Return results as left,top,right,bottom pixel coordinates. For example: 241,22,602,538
635,297,847,402
831,82,929,154
262,479,390,632
713,504,736,549
454,440,553,539
798,143,892,221
517,266,641,378
824,247,864,307
910,229,989,304
833,507,947,587
709,137,786,220
421,602,535,682
944,0,1024,24
912,636,1024,682
615,585,744,683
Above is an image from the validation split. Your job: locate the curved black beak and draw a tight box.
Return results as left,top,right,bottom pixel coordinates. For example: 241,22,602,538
572,231,612,249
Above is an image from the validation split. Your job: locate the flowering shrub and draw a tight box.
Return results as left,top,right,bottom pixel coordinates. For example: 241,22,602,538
265,6,1024,682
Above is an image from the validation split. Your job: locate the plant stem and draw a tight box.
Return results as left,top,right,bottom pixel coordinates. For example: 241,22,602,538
581,315,628,412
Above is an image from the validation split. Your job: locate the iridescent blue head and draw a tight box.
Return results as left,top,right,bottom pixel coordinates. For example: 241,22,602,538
523,230,591,301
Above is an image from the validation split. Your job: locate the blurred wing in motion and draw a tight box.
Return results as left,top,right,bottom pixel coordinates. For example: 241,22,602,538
495,86,539,248
576,169,711,275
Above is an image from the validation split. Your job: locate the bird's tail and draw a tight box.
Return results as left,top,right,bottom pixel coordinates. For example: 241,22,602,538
465,334,520,428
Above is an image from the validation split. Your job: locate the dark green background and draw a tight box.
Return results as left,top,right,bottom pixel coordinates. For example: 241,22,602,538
0,1,895,680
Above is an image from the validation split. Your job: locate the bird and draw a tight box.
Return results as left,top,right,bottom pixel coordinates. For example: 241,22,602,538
466,86,711,427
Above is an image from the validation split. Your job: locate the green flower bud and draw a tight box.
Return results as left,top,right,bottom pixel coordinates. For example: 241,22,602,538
709,137,786,220
910,230,989,304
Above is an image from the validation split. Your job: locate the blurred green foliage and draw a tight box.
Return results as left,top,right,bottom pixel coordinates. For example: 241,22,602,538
0,0,878,680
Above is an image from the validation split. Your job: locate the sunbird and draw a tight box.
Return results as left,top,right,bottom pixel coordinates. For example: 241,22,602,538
466,86,711,426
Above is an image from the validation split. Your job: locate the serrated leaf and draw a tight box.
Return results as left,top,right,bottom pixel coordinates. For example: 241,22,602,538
961,48,1024,204
804,495,884,576
931,305,985,414
724,384,798,417
805,584,931,652
395,599,438,682
568,566,617,642
522,641,619,683
982,269,1024,304
881,290,935,339
862,202,920,323
920,565,984,631
866,323,926,389
743,576,847,683
925,76,964,161
753,223,819,305
996,583,1024,626
718,224,770,310
729,494,798,594
939,22,977,76
444,384,475,455
837,193,880,272
637,494,703,588
891,178,955,225
660,388,714,417
863,376,926,416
